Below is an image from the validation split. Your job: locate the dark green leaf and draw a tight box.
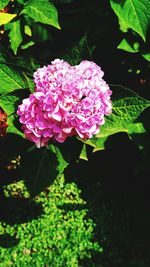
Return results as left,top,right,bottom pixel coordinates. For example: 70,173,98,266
62,35,94,65
21,144,68,196
31,23,51,42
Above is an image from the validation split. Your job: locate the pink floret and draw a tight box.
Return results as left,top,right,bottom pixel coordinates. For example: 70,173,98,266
17,59,112,147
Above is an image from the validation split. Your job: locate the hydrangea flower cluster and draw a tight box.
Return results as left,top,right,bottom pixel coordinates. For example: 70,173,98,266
17,59,112,148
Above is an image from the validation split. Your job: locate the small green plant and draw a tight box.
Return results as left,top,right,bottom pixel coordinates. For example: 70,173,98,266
0,176,101,266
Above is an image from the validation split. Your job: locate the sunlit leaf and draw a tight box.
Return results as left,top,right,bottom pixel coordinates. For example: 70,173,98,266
21,40,35,49
0,63,25,93
24,25,32,36
97,85,150,138
0,12,17,26
0,0,9,9
79,144,88,161
83,85,150,150
118,38,139,53
6,20,23,54
110,0,150,41
22,0,60,29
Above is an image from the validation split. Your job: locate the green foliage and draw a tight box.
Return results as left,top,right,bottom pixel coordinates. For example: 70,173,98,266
0,0,9,9
82,85,150,151
0,2,150,265
110,0,150,61
22,0,60,29
6,20,23,55
110,0,150,41
117,38,139,53
62,35,94,65
0,93,19,116
99,85,150,137
0,177,101,266
0,13,17,26
0,0,60,54
0,63,26,94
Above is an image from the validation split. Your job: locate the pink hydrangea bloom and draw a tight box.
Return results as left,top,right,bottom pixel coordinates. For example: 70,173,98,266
17,59,112,147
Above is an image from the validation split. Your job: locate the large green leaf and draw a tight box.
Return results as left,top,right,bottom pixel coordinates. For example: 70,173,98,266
97,85,150,138
6,20,23,55
0,13,17,26
21,144,68,196
0,0,9,9
110,0,150,41
22,0,60,29
83,86,150,151
0,63,25,93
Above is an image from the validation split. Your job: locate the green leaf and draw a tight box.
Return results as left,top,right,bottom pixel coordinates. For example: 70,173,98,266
62,35,94,65
0,63,25,93
0,0,9,10
24,25,32,36
23,72,35,92
127,122,146,134
110,0,150,41
21,144,68,196
141,52,150,62
117,38,139,53
31,23,51,42
97,85,150,138
49,144,68,174
0,91,31,136
7,114,24,136
0,13,17,26
21,40,35,49
6,20,23,55
79,144,88,161
0,93,24,136
22,0,60,29
84,85,150,151
83,136,108,152
0,93,19,115
17,0,26,4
